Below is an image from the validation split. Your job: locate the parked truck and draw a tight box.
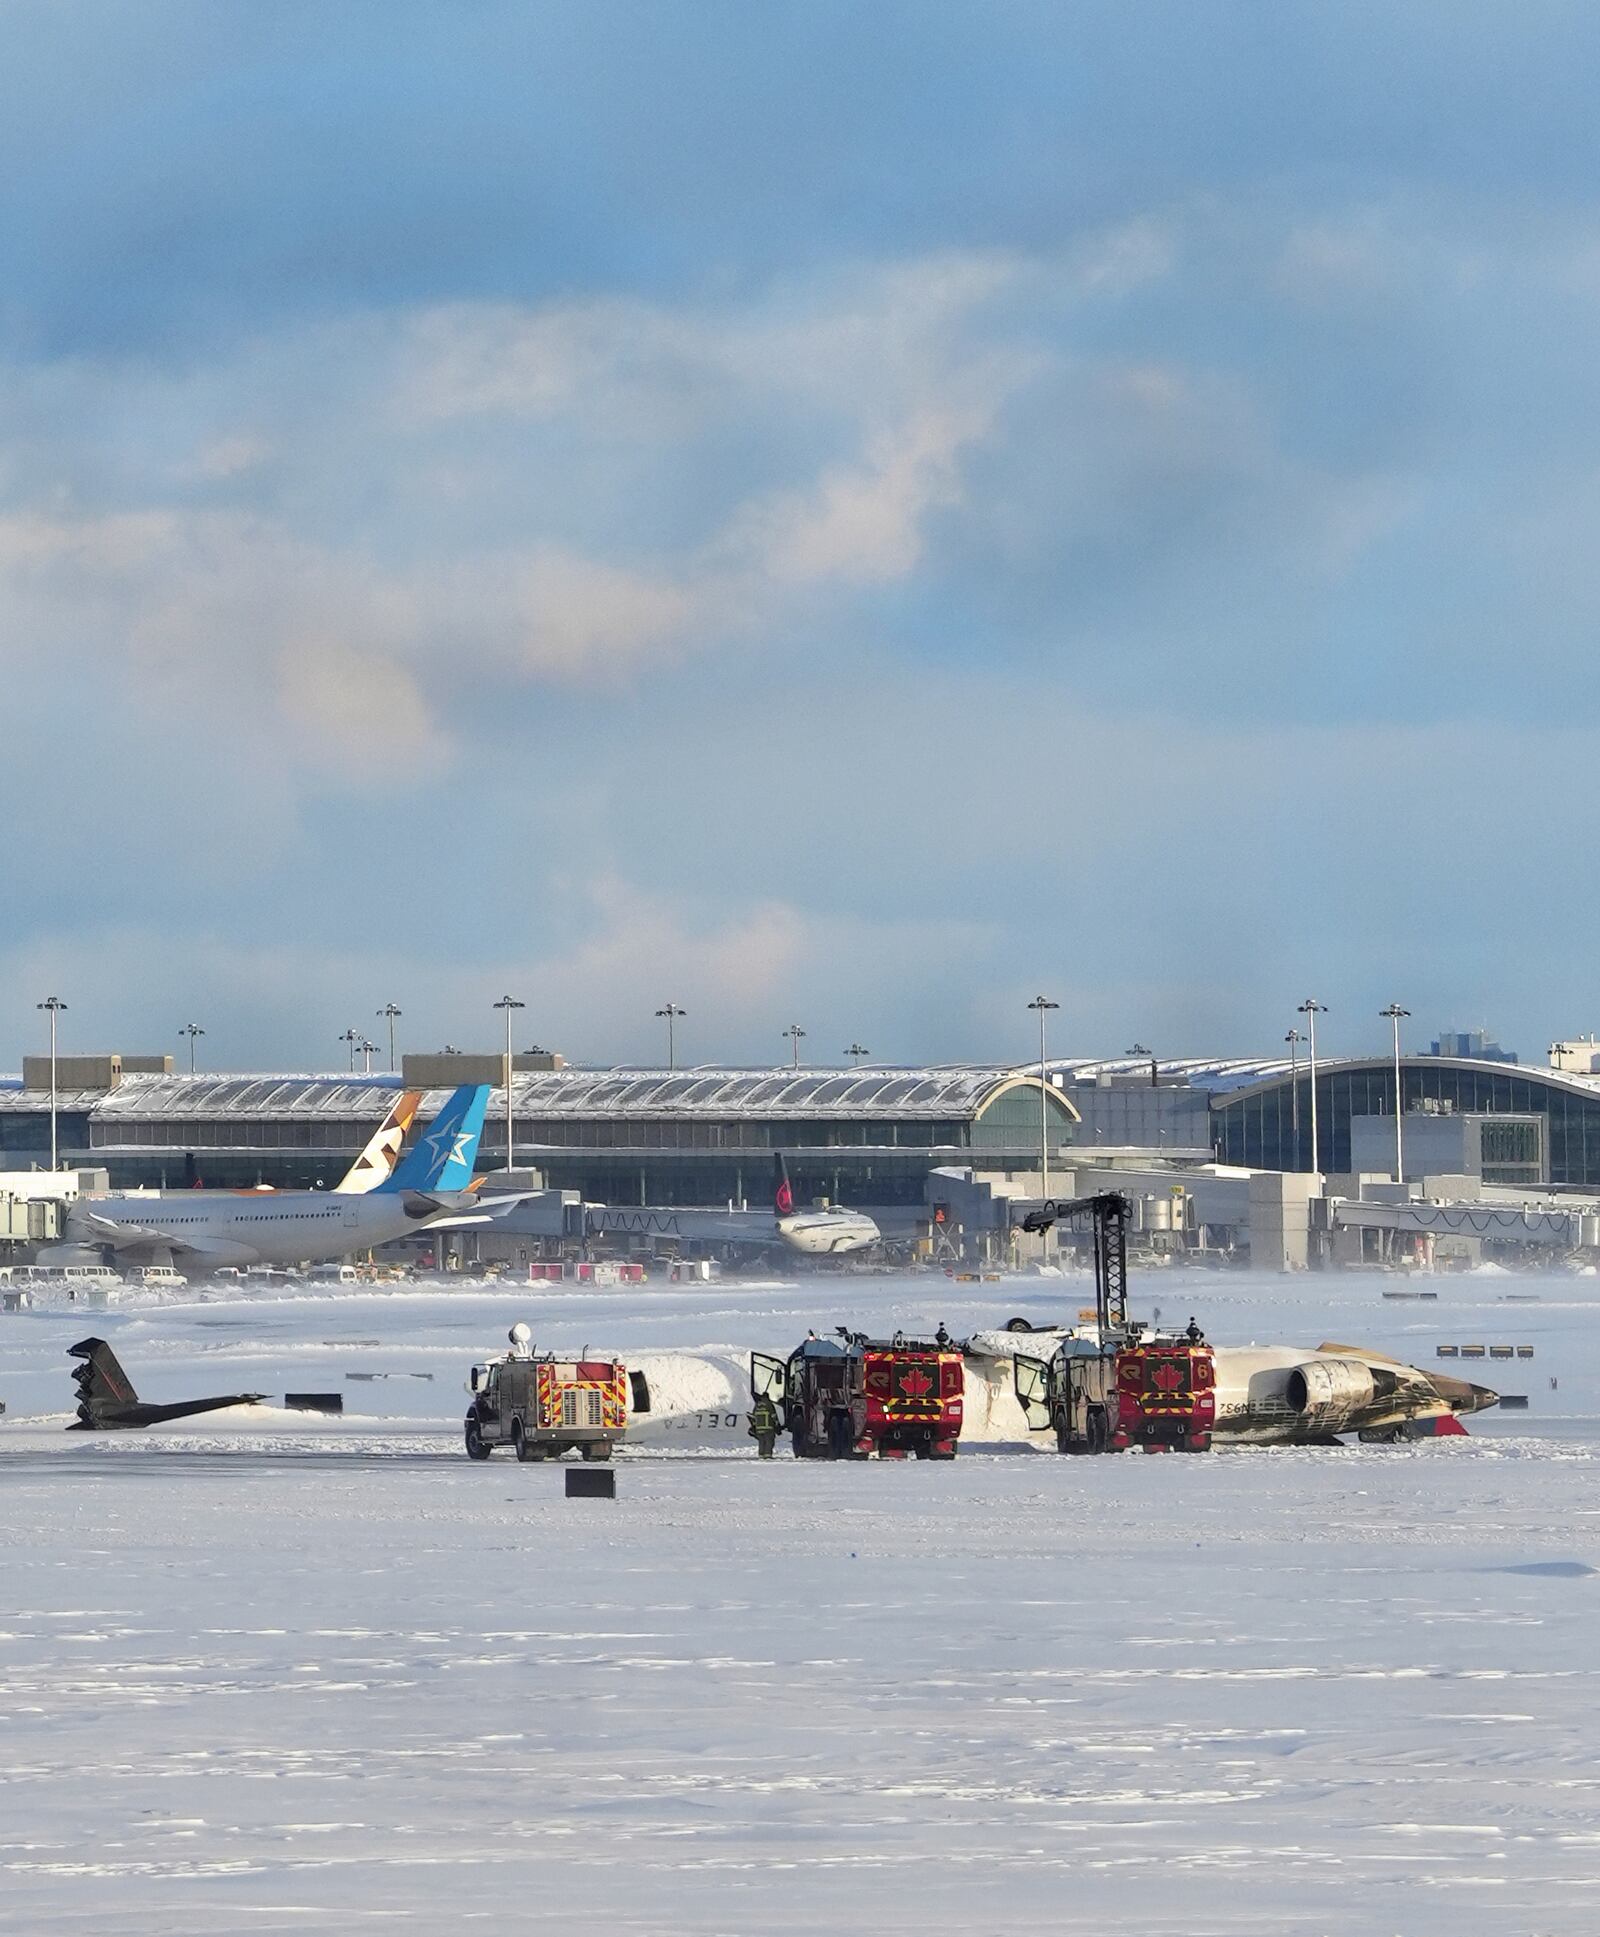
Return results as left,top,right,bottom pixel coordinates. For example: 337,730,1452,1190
1014,1332,1215,1452
1014,1190,1214,1452
751,1328,963,1459
465,1325,627,1461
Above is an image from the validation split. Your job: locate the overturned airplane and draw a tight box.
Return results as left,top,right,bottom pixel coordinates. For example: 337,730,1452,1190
68,1337,266,1430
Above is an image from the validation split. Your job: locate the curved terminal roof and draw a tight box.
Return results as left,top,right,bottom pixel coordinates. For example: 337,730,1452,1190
1054,1053,1600,1100
48,1064,1075,1124
494,1065,1063,1121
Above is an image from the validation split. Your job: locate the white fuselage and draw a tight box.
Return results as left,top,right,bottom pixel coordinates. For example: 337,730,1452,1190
62,1188,457,1270
776,1210,880,1256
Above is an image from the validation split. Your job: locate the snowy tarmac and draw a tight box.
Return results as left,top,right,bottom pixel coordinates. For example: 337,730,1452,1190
4,1265,1599,1934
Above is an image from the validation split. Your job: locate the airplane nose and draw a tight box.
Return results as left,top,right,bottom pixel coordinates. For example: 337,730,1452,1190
1428,1369,1500,1414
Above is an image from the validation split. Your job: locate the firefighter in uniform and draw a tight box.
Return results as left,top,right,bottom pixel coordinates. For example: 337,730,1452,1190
747,1392,782,1458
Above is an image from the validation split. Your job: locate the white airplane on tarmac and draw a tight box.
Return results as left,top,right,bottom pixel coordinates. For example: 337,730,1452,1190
44,1085,493,1274
772,1153,879,1256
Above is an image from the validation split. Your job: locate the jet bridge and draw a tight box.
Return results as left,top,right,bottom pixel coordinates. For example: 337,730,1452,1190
1333,1198,1600,1250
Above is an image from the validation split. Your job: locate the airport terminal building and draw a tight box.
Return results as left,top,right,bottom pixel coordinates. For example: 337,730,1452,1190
0,1064,1083,1206
10,1048,1600,1211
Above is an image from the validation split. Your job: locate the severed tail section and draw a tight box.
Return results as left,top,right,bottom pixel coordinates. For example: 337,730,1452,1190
68,1336,265,1431
69,1336,138,1423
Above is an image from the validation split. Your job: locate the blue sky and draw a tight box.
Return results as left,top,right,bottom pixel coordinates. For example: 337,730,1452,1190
3,2,1598,1071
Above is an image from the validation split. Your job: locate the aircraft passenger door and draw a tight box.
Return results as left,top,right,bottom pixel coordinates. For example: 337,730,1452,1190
1013,1355,1052,1430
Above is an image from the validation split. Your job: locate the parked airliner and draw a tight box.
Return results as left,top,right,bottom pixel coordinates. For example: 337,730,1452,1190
772,1154,879,1256
47,1085,491,1272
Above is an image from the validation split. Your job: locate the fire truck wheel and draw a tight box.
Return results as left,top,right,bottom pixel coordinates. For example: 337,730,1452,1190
464,1421,492,1461
582,1442,612,1462
826,1411,855,1459
1054,1411,1075,1455
1087,1406,1110,1454
512,1423,544,1462
792,1426,811,1458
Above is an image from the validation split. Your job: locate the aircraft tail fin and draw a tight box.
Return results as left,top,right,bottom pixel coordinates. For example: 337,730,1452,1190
381,1084,490,1193
336,1090,422,1194
68,1336,137,1426
774,1151,795,1219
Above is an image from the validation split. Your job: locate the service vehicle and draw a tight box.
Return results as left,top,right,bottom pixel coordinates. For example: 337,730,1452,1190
751,1327,963,1459
1015,1331,1215,1452
1013,1190,1215,1453
465,1324,627,1462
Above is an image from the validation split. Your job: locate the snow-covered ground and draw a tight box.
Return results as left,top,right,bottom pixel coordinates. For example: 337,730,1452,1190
3,1266,1598,1934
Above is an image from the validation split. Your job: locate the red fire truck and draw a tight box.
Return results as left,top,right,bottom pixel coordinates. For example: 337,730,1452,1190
1014,1191,1215,1453
751,1329,964,1459
1014,1334,1214,1452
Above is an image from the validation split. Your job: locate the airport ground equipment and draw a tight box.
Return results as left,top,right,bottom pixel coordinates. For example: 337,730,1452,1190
465,1326,627,1461
67,1336,266,1430
1014,1333,1216,1452
751,1328,963,1459
1014,1192,1215,1451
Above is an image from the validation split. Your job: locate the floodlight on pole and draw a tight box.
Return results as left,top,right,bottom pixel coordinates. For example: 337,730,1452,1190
37,996,66,1173
845,1043,870,1065
377,1003,402,1072
179,1022,205,1076
1296,1000,1327,1171
359,1037,377,1075
783,1024,806,1069
494,996,525,1171
338,1027,359,1073
1285,1027,1304,1160
1027,996,1060,1201
1380,1004,1411,1182
1127,1041,1158,1089
655,1003,686,1072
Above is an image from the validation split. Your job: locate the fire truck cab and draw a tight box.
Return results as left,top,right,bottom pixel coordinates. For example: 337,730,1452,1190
1014,1332,1214,1453
465,1326,626,1462
751,1330,963,1459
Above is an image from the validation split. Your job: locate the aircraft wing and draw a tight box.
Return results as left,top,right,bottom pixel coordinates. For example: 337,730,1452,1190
77,1210,203,1255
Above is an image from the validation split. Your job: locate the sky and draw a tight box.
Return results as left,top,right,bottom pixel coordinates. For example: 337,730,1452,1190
3,1,1600,1073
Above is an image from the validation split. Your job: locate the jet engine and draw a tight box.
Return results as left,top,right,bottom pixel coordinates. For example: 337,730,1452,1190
1285,1357,1398,1429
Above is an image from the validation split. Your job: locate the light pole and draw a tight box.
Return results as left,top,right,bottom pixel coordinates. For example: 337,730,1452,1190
1297,1000,1327,1172
180,1022,205,1076
1381,1004,1411,1182
783,1024,806,1069
378,1003,402,1072
37,996,66,1172
359,1037,378,1075
338,1027,359,1073
1127,1041,1158,1088
1028,995,1060,1200
845,1043,870,1065
494,995,525,1171
655,1003,686,1071
1284,1028,1303,1163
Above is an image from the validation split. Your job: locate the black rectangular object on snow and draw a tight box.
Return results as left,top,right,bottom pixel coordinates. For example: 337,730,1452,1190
285,1392,344,1413
565,1468,616,1499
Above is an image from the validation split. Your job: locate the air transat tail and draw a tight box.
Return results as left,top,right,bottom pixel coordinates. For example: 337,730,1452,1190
336,1090,422,1193
380,1084,491,1193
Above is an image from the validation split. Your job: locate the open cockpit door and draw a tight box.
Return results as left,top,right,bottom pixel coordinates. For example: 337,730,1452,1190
1013,1353,1052,1430
749,1352,788,1405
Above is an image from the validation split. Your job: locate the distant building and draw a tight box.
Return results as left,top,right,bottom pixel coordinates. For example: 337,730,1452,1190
1427,1029,1516,1065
